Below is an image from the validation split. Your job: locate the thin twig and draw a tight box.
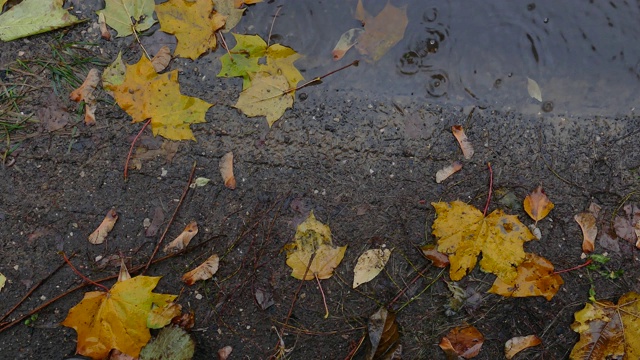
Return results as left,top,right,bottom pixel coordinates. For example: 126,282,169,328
123,118,151,180
387,264,430,308
315,273,330,319
554,259,592,274
0,254,73,323
60,252,109,291
483,162,493,216
142,161,197,274
267,6,283,46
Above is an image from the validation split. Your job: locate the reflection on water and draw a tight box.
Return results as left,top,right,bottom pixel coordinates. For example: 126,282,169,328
233,0,640,116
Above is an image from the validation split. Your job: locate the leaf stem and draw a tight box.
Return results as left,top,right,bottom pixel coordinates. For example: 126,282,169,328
315,273,330,319
60,252,110,292
123,118,151,180
483,162,493,216
283,60,359,96
267,6,283,47
553,259,592,274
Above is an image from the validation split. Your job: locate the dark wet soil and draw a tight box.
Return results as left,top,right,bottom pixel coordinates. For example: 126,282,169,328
2,1,640,360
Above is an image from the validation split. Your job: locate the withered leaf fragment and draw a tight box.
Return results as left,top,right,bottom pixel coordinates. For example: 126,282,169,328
421,244,450,268
366,307,402,360
505,335,542,359
523,186,554,224
451,125,474,159
150,46,172,73
436,161,462,183
163,221,198,253
70,68,101,125
219,152,236,190
575,203,600,253
88,208,118,244
182,254,219,285
439,325,484,359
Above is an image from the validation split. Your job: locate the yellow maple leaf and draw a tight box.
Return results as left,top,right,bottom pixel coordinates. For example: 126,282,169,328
433,201,536,282
261,43,304,91
488,253,563,301
570,292,640,359
61,276,178,359
285,211,346,280
155,0,227,60
234,72,294,127
104,55,212,141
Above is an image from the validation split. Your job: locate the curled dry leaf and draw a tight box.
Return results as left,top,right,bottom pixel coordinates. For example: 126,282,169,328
439,325,484,359
219,151,236,190
163,221,198,253
70,68,100,125
332,28,364,60
421,244,450,268
352,248,392,288
451,125,474,159
145,206,164,238
366,307,401,360
182,254,219,286
505,335,542,359
523,186,554,224
527,77,542,102
151,46,172,73
613,204,640,248
575,209,598,253
88,208,118,244
436,161,462,183
98,12,110,40
218,346,233,360
171,310,195,330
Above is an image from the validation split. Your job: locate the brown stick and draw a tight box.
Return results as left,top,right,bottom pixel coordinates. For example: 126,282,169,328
124,118,151,180
142,161,197,274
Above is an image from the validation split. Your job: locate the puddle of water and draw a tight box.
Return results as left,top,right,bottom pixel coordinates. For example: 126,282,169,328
232,0,640,117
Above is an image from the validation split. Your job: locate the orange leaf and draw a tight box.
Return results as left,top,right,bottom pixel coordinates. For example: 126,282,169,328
439,324,484,359
421,244,450,268
505,335,542,359
70,68,100,125
61,275,177,358
451,125,474,159
575,210,598,253
163,221,198,253
488,253,563,301
88,208,118,244
523,186,554,223
219,151,236,190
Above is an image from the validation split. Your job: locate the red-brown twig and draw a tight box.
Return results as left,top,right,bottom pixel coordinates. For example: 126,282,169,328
60,252,109,291
482,162,493,216
283,60,359,96
142,161,197,274
124,118,151,180
315,273,330,319
387,264,430,308
0,235,222,333
554,259,592,274
0,254,73,323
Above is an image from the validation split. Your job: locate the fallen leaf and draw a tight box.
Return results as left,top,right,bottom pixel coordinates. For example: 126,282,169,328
570,291,640,359
354,0,408,62
62,273,178,358
0,0,81,41
451,125,474,160
529,224,542,240
190,177,211,188
70,68,101,125
139,326,195,360
131,139,179,167
575,209,598,254
488,253,564,301
332,28,364,60
613,204,640,248
217,33,266,88
527,77,542,102
96,0,156,38
219,152,236,190
109,349,136,360
150,46,172,73
101,51,126,91
147,302,182,329
163,221,198,253
285,211,347,280
255,288,274,310
353,248,392,288
145,206,164,238
0,273,6,291
234,0,261,6
436,161,462,183
37,93,71,132
433,201,536,282
182,254,219,286
260,43,304,91
366,307,401,360
98,12,110,40
216,0,244,32
171,311,195,330
218,346,233,360
89,208,118,245
439,325,484,359
234,72,294,127
505,335,542,359
523,186,554,224
421,244,450,268
155,0,226,60
104,55,213,141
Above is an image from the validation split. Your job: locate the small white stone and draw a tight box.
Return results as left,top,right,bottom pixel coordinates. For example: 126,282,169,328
40,295,46,301
195,293,203,300
95,255,103,262
13,265,19,270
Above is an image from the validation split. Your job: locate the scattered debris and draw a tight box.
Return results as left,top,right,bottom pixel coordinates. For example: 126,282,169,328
439,324,484,359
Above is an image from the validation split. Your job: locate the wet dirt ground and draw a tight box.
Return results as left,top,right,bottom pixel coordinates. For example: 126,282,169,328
2,1,640,359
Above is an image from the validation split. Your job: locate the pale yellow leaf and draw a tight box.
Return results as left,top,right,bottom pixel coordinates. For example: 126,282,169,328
163,221,198,253
88,208,118,244
182,254,219,285
352,248,391,288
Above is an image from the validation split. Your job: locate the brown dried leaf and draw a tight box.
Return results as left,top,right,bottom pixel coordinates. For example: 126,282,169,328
421,244,450,268
88,208,118,244
182,254,219,286
219,151,236,190
439,325,484,359
164,221,198,253
505,335,541,359
98,12,111,40
452,125,474,159
575,210,598,253
171,310,195,330
366,307,401,360
523,186,554,223
70,68,100,125
38,93,71,132
151,46,172,73
436,161,462,183
218,346,233,360
145,206,165,238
